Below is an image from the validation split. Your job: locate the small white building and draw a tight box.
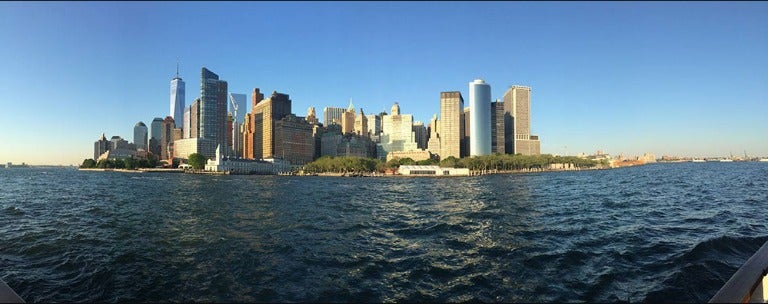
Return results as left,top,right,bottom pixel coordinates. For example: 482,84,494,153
397,165,470,176
205,145,292,175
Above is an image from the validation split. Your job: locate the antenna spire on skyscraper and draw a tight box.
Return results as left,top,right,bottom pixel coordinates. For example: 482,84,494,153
176,58,179,78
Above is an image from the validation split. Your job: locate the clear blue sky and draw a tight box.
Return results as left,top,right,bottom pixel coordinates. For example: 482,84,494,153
1,1,766,165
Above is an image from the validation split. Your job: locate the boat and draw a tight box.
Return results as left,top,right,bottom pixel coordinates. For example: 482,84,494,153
692,159,706,163
760,159,768,162
720,159,734,162
710,240,768,302
0,278,23,303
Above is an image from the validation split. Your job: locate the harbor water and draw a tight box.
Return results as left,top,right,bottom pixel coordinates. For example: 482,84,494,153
1,162,766,302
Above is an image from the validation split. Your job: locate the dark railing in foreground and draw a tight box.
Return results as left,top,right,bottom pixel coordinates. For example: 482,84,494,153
0,278,24,303
710,240,768,303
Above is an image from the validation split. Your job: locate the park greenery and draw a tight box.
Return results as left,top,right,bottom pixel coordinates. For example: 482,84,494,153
302,153,605,174
79,156,162,169
187,153,207,170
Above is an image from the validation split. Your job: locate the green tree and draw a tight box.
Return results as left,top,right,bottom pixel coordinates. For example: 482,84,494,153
80,158,96,168
113,158,126,169
416,158,438,165
96,159,112,168
124,157,137,170
172,158,180,168
188,153,207,170
439,156,459,168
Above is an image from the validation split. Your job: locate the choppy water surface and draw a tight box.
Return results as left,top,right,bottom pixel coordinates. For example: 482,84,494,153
1,162,767,302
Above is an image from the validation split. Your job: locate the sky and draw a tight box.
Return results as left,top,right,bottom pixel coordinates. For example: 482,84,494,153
0,1,766,165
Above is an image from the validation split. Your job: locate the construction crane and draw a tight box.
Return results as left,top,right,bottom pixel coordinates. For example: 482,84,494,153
229,94,239,124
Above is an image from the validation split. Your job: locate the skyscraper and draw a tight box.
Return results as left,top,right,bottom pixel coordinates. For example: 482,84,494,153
341,100,356,134
133,121,148,151
377,102,419,159
323,106,346,126
491,99,505,154
412,121,427,149
189,98,200,139
365,114,381,137
462,107,470,157
274,114,315,165
150,117,163,156
94,133,109,160
439,91,464,159
183,106,191,139
354,108,368,137
469,79,491,156
160,116,175,160
243,88,264,159
250,90,292,159
503,85,540,155
200,67,228,154
427,114,441,155
170,65,185,129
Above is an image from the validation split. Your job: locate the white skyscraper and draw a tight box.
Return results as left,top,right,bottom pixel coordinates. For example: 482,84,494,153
170,64,185,129
469,79,491,156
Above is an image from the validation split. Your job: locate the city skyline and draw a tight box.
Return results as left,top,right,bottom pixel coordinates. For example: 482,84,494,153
1,2,767,165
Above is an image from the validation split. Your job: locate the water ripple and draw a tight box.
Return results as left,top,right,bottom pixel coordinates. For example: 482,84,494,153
0,163,766,302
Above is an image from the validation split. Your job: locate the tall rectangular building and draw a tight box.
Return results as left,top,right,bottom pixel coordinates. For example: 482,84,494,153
439,91,464,159
160,116,175,160
244,88,264,159
354,109,368,137
462,107,470,157
426,115,441,155
189,98,200,139
94,133,109,160
377,102,419,159
200,67,228,154
274,114,315,165
150,117,164,156
503,85,540,155
323,107,346,126
252,90,292,159
366,114,381,136
412,121,427,149
183,107,191,139
341,109,356,134
491,100,505,154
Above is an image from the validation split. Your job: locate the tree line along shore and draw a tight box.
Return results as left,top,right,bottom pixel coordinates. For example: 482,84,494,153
79,153,610,176
301,154,608,175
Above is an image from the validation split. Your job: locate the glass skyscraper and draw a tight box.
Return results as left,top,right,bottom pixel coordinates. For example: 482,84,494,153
200,67,228,154
133,121,148,151
150,117,164,156
170,73,185,129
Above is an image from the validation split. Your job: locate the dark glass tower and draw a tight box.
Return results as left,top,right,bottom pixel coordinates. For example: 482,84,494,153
200,67,228,155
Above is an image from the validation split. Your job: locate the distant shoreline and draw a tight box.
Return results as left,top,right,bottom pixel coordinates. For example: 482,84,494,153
77,168,183,173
